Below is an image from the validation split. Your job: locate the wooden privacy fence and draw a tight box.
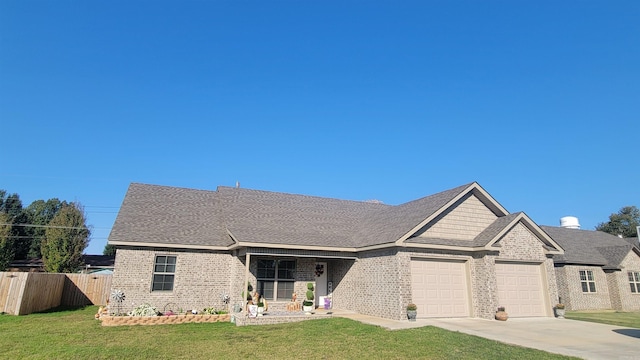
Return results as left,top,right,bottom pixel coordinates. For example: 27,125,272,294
62,274,112,306
0,272,112,315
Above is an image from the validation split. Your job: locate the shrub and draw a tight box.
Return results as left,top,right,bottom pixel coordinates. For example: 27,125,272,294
407,303,417,311
128,303,159,317
306,283,314,301
201,307,218,315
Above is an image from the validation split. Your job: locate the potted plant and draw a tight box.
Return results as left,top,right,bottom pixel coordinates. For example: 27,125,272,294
257,301,265,316
554,303,566,318
406,303,417,321
302,283,315,313
246,283,253,302
495,306,508,321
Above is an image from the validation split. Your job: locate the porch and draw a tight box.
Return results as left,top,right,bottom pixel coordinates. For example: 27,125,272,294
237,248,357,317
233,307,337,326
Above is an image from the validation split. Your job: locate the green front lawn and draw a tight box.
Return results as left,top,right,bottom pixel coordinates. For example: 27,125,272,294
565,311,640,328
0,306,576,359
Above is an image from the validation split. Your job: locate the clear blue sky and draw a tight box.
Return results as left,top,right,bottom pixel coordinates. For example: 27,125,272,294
1,1,638,255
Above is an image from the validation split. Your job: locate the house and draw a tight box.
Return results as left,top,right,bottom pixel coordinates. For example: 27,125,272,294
107,182,566,320
7,255,115,274
541,225,640,312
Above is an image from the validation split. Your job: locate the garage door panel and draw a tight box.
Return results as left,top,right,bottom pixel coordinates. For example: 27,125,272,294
495,263,546,317
411,259,470,318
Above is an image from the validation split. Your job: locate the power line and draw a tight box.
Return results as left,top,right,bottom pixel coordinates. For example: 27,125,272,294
4,236,109,239
0,223,92,230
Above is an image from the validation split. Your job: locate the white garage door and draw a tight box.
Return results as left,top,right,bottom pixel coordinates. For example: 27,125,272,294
495,262,546,317
411,259,470,318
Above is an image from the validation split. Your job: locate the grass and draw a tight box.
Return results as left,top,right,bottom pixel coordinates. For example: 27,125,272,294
0,306,577,360
565,311,640,328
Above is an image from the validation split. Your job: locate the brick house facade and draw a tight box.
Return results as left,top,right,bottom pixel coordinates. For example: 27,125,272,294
109,182,566,320
542,226,640,312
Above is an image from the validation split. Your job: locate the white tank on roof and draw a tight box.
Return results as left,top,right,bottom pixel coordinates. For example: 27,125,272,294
560,216,580,229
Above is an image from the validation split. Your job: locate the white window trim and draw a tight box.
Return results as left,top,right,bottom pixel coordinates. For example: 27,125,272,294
579,270,597,293
629,271,640,294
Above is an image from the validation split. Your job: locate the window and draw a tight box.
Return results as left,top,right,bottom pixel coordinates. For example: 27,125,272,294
152,255,176,291
579,270,596,293
256,259,295,301
629,271,640,293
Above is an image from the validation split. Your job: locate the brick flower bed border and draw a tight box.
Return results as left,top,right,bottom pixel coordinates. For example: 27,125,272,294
100,314,231,326
234,312,332,326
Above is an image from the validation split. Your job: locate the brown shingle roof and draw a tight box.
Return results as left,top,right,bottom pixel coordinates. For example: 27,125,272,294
109,182,480,249
108,183,232,247
540,226,635,268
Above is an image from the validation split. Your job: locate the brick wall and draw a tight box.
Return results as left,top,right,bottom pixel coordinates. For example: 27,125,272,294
555,266,570,307
556,265,611,310
614,251,640,311
355,249,401,320
471,253,497,319
111,248,232,314
327,258,358,312
229,253,248,310
606,271,622,310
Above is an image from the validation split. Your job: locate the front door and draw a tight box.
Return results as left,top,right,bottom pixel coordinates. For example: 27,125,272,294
315,262,327,307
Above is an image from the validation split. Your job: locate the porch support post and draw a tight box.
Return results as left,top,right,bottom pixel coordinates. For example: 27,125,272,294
243,252,250,311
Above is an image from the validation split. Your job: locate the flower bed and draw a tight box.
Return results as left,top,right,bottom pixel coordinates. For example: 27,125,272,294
100,313,231,326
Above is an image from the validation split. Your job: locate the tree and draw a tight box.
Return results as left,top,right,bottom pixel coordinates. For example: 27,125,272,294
0,212,14,271
0,190,23,218
0,190,27,261
23,199,67,258
41,203,90,273
103,243,116,256
596,206,640,238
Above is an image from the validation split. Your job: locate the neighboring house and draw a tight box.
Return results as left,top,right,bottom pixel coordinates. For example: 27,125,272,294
81,255,116,274
108,182,565,320
7,255,115,273
541,226,640,312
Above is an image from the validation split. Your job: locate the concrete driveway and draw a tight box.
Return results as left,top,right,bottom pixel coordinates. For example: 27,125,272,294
335,312,640,360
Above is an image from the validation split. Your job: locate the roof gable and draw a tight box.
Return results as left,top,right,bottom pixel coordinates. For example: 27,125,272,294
482,213,564,254
412,192,499,241
404,211,564,254
396,182,509,246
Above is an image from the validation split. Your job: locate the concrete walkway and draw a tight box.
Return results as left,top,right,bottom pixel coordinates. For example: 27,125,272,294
333,312,640,360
